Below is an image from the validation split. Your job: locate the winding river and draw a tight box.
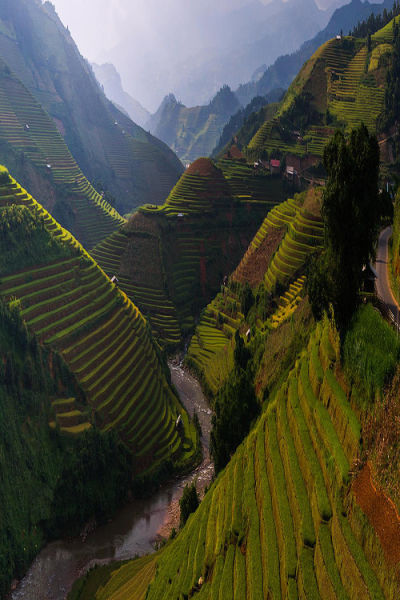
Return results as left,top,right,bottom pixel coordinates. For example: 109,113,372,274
11,360,213,600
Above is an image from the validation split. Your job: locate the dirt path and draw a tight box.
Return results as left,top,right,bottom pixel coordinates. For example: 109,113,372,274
353,463,400,565
375,226,400,318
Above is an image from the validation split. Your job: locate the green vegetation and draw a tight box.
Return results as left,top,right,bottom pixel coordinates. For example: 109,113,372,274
210,365,259,474
343,303,400,402
0,165,198,476
78,311,394,599
179,482,200,527
307,124,389,328
0,297,131,598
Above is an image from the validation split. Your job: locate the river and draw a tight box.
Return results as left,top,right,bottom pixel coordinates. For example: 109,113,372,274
11,361,213,600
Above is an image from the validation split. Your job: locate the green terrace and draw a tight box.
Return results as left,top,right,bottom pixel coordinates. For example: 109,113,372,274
265,196,323,292
248,34,385,160
89,316,387,599
0,60,125,248
186,287,240,396
91,228,182,348
0,168,197,472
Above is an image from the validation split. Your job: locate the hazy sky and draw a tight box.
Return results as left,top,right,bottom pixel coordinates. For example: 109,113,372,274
50,0,349,62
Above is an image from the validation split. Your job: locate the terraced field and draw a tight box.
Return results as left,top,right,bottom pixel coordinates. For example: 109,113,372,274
0,58,125,248
92,158,277,347
91,228,182,348
248,33,386,160
264,190,323,292
186,287,240,396
0,166,196,472
80,316,390,599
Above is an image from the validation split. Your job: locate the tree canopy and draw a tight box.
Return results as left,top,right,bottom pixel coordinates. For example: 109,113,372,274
307,124,390,328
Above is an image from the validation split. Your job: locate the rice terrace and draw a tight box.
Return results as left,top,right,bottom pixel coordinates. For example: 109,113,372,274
2,1,400,599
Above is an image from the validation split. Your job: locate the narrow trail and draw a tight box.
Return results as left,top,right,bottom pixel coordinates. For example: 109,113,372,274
375,226,400,318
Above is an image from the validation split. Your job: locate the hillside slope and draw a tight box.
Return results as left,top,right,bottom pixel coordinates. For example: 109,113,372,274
0,55,125,248
73,308,400,599
91,157,287,347
246,28,388,164
0,0,183,214
0,165,197,474
147,87,241,162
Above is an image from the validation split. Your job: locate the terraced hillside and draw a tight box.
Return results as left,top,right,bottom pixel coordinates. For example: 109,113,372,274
75,312,397,600
246,27,389,161
264,188,323,291
0,0,183,214
186,189,321,395
92,158,282,347
0,56,125,249
0,165,197,473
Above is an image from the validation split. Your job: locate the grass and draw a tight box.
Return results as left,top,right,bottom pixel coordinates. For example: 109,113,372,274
343,303,400,403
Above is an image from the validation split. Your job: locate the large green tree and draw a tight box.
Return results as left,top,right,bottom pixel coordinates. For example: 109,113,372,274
307,124,390,328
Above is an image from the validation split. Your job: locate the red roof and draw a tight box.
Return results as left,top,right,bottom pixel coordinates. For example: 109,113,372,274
270,159,281,168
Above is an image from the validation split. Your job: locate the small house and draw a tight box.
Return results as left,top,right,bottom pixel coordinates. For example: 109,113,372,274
177,213,185,218
46,163,52,169
176,414,183,430
270,159,281,175
110,275,119,284
24,124,30,131
246,328,251,342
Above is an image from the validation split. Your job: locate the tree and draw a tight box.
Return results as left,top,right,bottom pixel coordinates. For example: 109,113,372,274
210,368,259,473
179,482,199,527
307,124,389,329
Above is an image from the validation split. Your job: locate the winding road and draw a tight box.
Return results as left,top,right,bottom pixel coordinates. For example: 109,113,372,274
375,226,400,319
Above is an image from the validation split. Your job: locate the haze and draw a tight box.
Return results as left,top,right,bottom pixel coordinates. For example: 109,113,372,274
50,0,360,111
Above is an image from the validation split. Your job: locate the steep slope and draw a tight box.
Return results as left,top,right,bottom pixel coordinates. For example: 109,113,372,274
0,55,125,248
92,62,150,127
74,311,399,599
91,157,286,347
247,29,388,162
236,0,394,106
147,87,241,162
0,0,183,214
0,165,197,474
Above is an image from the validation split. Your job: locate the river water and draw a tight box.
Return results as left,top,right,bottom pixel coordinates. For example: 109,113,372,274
11,361,213,600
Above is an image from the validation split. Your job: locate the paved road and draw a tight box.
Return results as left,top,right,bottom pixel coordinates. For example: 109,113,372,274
375,226,400,318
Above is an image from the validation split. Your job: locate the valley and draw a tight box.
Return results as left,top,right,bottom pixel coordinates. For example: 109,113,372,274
2,1,400,599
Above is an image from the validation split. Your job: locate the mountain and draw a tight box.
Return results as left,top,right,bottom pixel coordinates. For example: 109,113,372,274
0,0,183,216
92,62,150,127
97,0,333,111
236,0,392,106
212,88,285,157
147,87,241,161
90,157,287,347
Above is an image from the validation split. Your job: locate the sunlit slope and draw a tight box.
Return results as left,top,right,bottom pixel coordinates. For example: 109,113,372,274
0,57,125,248
0,166,196,471
78,316,391,599
92,158,279,346
248,27,388,158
